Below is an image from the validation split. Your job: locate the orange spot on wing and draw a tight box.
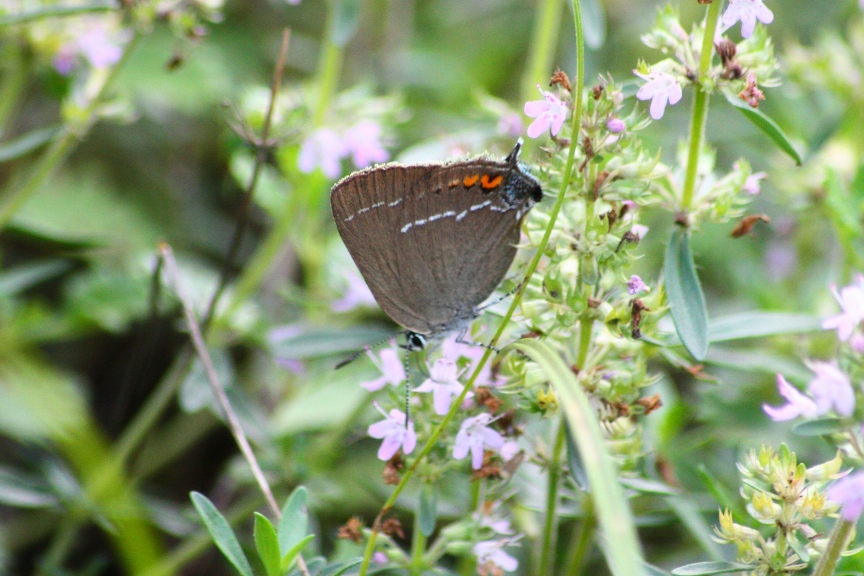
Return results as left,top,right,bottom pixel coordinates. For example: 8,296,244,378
448,179,460,189
463,174,480,187
480,174,503,190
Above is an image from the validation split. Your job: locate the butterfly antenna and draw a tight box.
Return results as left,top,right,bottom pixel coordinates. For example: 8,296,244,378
334,332,401,369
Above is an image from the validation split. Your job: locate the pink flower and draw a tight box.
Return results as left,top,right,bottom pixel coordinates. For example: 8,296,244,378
343,121,388,169
499,440,520,462
635,71,682,120
298,128,345,178
823,276,864,341
52,44,77,75
827,470,864,522
606,117,625,133
742,171,767,195
331,268,376,313
367,404,416,460
523,85,568,139
413,358,472,415
763,374,819,421
473,540,518,573
498,112,524,137
441,338,505,387
805,360,855,417
852,334,864,354
627,275,649,295
721,0,774,39
360,343,405,392
453,413,504,469
631,224,649,239
76,26,123,68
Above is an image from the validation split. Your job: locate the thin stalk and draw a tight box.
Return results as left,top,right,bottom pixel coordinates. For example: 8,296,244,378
812,518,856,576
356,1,585,573
562,496,595,576
203,29,291,329
680,0,721,211
36,516,81,576
539,420,568,576
0,32,139,230
0,2,113,25
521,0,566,104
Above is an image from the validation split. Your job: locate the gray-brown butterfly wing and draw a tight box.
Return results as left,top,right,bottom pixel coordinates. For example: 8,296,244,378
331,155,541,336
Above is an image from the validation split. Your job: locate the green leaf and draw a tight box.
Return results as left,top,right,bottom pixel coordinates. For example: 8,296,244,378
664,228,709,360
0,260,71,297
787,530,810,564
695,465,747,521
254,513,282,576
564,421,589,491
665,497,725,561
671,561,754,575
723,91,803,165
511,339,646,576
320,558,363,576
331,0,362,47
419,486,437,537
0,467,58,508
280,534,315,573
0,125,61,162
278,486,309,555
707,312,825,342
619,477,678,496
190,492,254,576
792,418,851,437
645,564,672,576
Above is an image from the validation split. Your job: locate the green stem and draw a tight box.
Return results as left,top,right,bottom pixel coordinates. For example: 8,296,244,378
0,40,27,135
357,1,584,573
0,31,139,231
313,10,343,127
680,0,721,211
37,516,81,576
562,496,595,576
409,506,427,576
812,518,856,576
0,2,113,26
539,420,568,576
521,0,566,103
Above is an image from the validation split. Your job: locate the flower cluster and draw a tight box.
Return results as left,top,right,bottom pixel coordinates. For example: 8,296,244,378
713,445,843,572
763,361,855,421
364,336,517,471
298,121,389,179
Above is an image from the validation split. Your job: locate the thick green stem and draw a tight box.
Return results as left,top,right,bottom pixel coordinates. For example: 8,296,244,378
680,0,721,211
812,518,856,576
357,2,584,573
521,0,566,103
409,507,427,576
539,420,568,576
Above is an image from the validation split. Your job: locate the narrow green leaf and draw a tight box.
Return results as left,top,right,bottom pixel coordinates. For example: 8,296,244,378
254,513,282,576
787,530,810,564
0,260,71,296
665,497,725,561
695,465,747,521
707,313,825,342
792,418,851,437
0,125,61,162
511,339,645,576
620,477,678,496
280,534,315,573
331,0,362,46
671,561,754,575
320,558,363,576
190,492,254,576
646,564,673,576
723,92,803,165
278,486,309,554
664,228,709,360
419,486,437,537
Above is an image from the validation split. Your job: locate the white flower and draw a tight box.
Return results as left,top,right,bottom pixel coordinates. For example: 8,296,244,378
721,0,774,39
453,413,504,469
367,405,416,460
635,71,682,120
414,358,472,415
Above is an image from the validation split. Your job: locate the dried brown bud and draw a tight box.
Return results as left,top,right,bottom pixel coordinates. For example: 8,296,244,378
337,517,364,543
731,214,771,238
